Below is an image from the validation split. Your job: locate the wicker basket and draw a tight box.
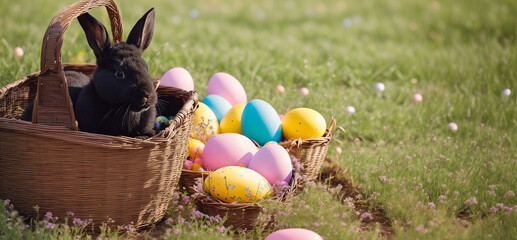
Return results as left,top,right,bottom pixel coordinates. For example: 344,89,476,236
194,174,299,230
178,169,210,195
279,118,336,181
0,0,198,230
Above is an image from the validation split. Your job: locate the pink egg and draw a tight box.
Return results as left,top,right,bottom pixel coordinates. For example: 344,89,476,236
278,114,284,120
248,144,293,186
184,160,193,170
412,93,423,102
265,228,323,240
202,133,258,170
160,67,194,91
14,47,24,60
275,84,285,93
207,72,247,105
300,87,309,96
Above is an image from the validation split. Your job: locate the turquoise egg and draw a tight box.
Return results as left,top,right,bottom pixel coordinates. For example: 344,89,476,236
241,99,282,146
203,95,233,123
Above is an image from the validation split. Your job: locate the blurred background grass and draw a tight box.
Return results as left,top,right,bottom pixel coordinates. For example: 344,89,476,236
1,0,516,239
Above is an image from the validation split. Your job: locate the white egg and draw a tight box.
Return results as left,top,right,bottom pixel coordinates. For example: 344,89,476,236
447,122,458,132
374,82,385,92
345,106,356,114
503,88,511,97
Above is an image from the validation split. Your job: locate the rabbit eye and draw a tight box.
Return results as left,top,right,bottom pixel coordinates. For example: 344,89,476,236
115,71,125,79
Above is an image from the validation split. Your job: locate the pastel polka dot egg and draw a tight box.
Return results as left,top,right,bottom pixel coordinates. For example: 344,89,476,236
204,166,271,203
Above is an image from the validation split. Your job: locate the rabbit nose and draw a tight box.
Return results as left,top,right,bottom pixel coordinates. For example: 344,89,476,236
139,96,149,107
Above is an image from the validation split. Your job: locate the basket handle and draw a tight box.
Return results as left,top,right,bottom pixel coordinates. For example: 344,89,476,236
32,0,123,130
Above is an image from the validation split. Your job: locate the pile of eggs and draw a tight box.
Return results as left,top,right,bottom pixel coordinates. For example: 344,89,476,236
160,67,328,203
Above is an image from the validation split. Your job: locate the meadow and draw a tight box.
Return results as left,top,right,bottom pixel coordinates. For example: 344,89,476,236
1,0,516,239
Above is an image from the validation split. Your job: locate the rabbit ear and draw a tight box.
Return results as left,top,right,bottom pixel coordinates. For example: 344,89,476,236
77,12,111,58
126,8,155,51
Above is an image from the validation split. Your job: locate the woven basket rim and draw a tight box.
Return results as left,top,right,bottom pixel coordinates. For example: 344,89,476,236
0,64,199,148
279,117,336,147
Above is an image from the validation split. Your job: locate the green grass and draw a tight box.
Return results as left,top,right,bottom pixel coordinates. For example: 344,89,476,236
1,0,517,239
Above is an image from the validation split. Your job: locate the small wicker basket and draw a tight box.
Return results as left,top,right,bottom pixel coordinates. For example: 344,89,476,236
178,169,210,195
279,118,336,180
194,174,299,230
0,0,197,230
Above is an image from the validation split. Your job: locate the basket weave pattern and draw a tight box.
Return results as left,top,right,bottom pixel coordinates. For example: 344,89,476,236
279,118,336,180
179,170,210,196
0,0,197,230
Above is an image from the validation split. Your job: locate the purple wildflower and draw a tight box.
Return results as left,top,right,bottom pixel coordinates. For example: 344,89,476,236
190,208,205,219
182,196,191,205
45,212,53,220
504,207,513,215
379,176,387,183
217,225,226,233
174,229,180,235
73,218,84,226
165,218,174,225
360,212,373,220
504,190,515,198
464,197,478,206
489,207,498,214
496,203,504,209
45,222,55,229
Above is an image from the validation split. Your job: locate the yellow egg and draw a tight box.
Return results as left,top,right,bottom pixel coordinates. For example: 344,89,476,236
220,104,245,134
282,108,327,139
192,102,220,140
203,166,271,203
192,163,201,171
188,139,205,159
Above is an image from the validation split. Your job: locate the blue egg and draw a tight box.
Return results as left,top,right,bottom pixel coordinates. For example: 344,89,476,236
241,99,282,146
202,95,232,122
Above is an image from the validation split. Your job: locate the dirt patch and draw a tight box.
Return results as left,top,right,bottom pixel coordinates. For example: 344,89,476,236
320,159,395,239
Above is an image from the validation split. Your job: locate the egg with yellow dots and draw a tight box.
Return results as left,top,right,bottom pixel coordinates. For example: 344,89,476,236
282,108,326,139
192,102,220,140
203,166,272,203
220,103,245,134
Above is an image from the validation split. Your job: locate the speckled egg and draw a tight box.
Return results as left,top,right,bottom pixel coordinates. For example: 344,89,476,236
204,166,271,203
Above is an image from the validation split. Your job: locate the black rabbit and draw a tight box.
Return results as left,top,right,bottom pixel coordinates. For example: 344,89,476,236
22,8,157,139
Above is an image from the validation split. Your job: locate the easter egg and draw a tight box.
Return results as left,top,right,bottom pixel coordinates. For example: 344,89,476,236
160,67,194,91
220,104,245,134
503,88,511,97
202,133,258,170
192,163,201,171
157,116,169,127
374,82,385,92
207,72,247,105
192,102,220,140
202,95,232,122
299,87,309,96
204,166,271,203
241,99,282,146
188,139,205,159
184,160,193,170
248,144,293,185
194,158,204,167
282,108,326,139
265,228,323,240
